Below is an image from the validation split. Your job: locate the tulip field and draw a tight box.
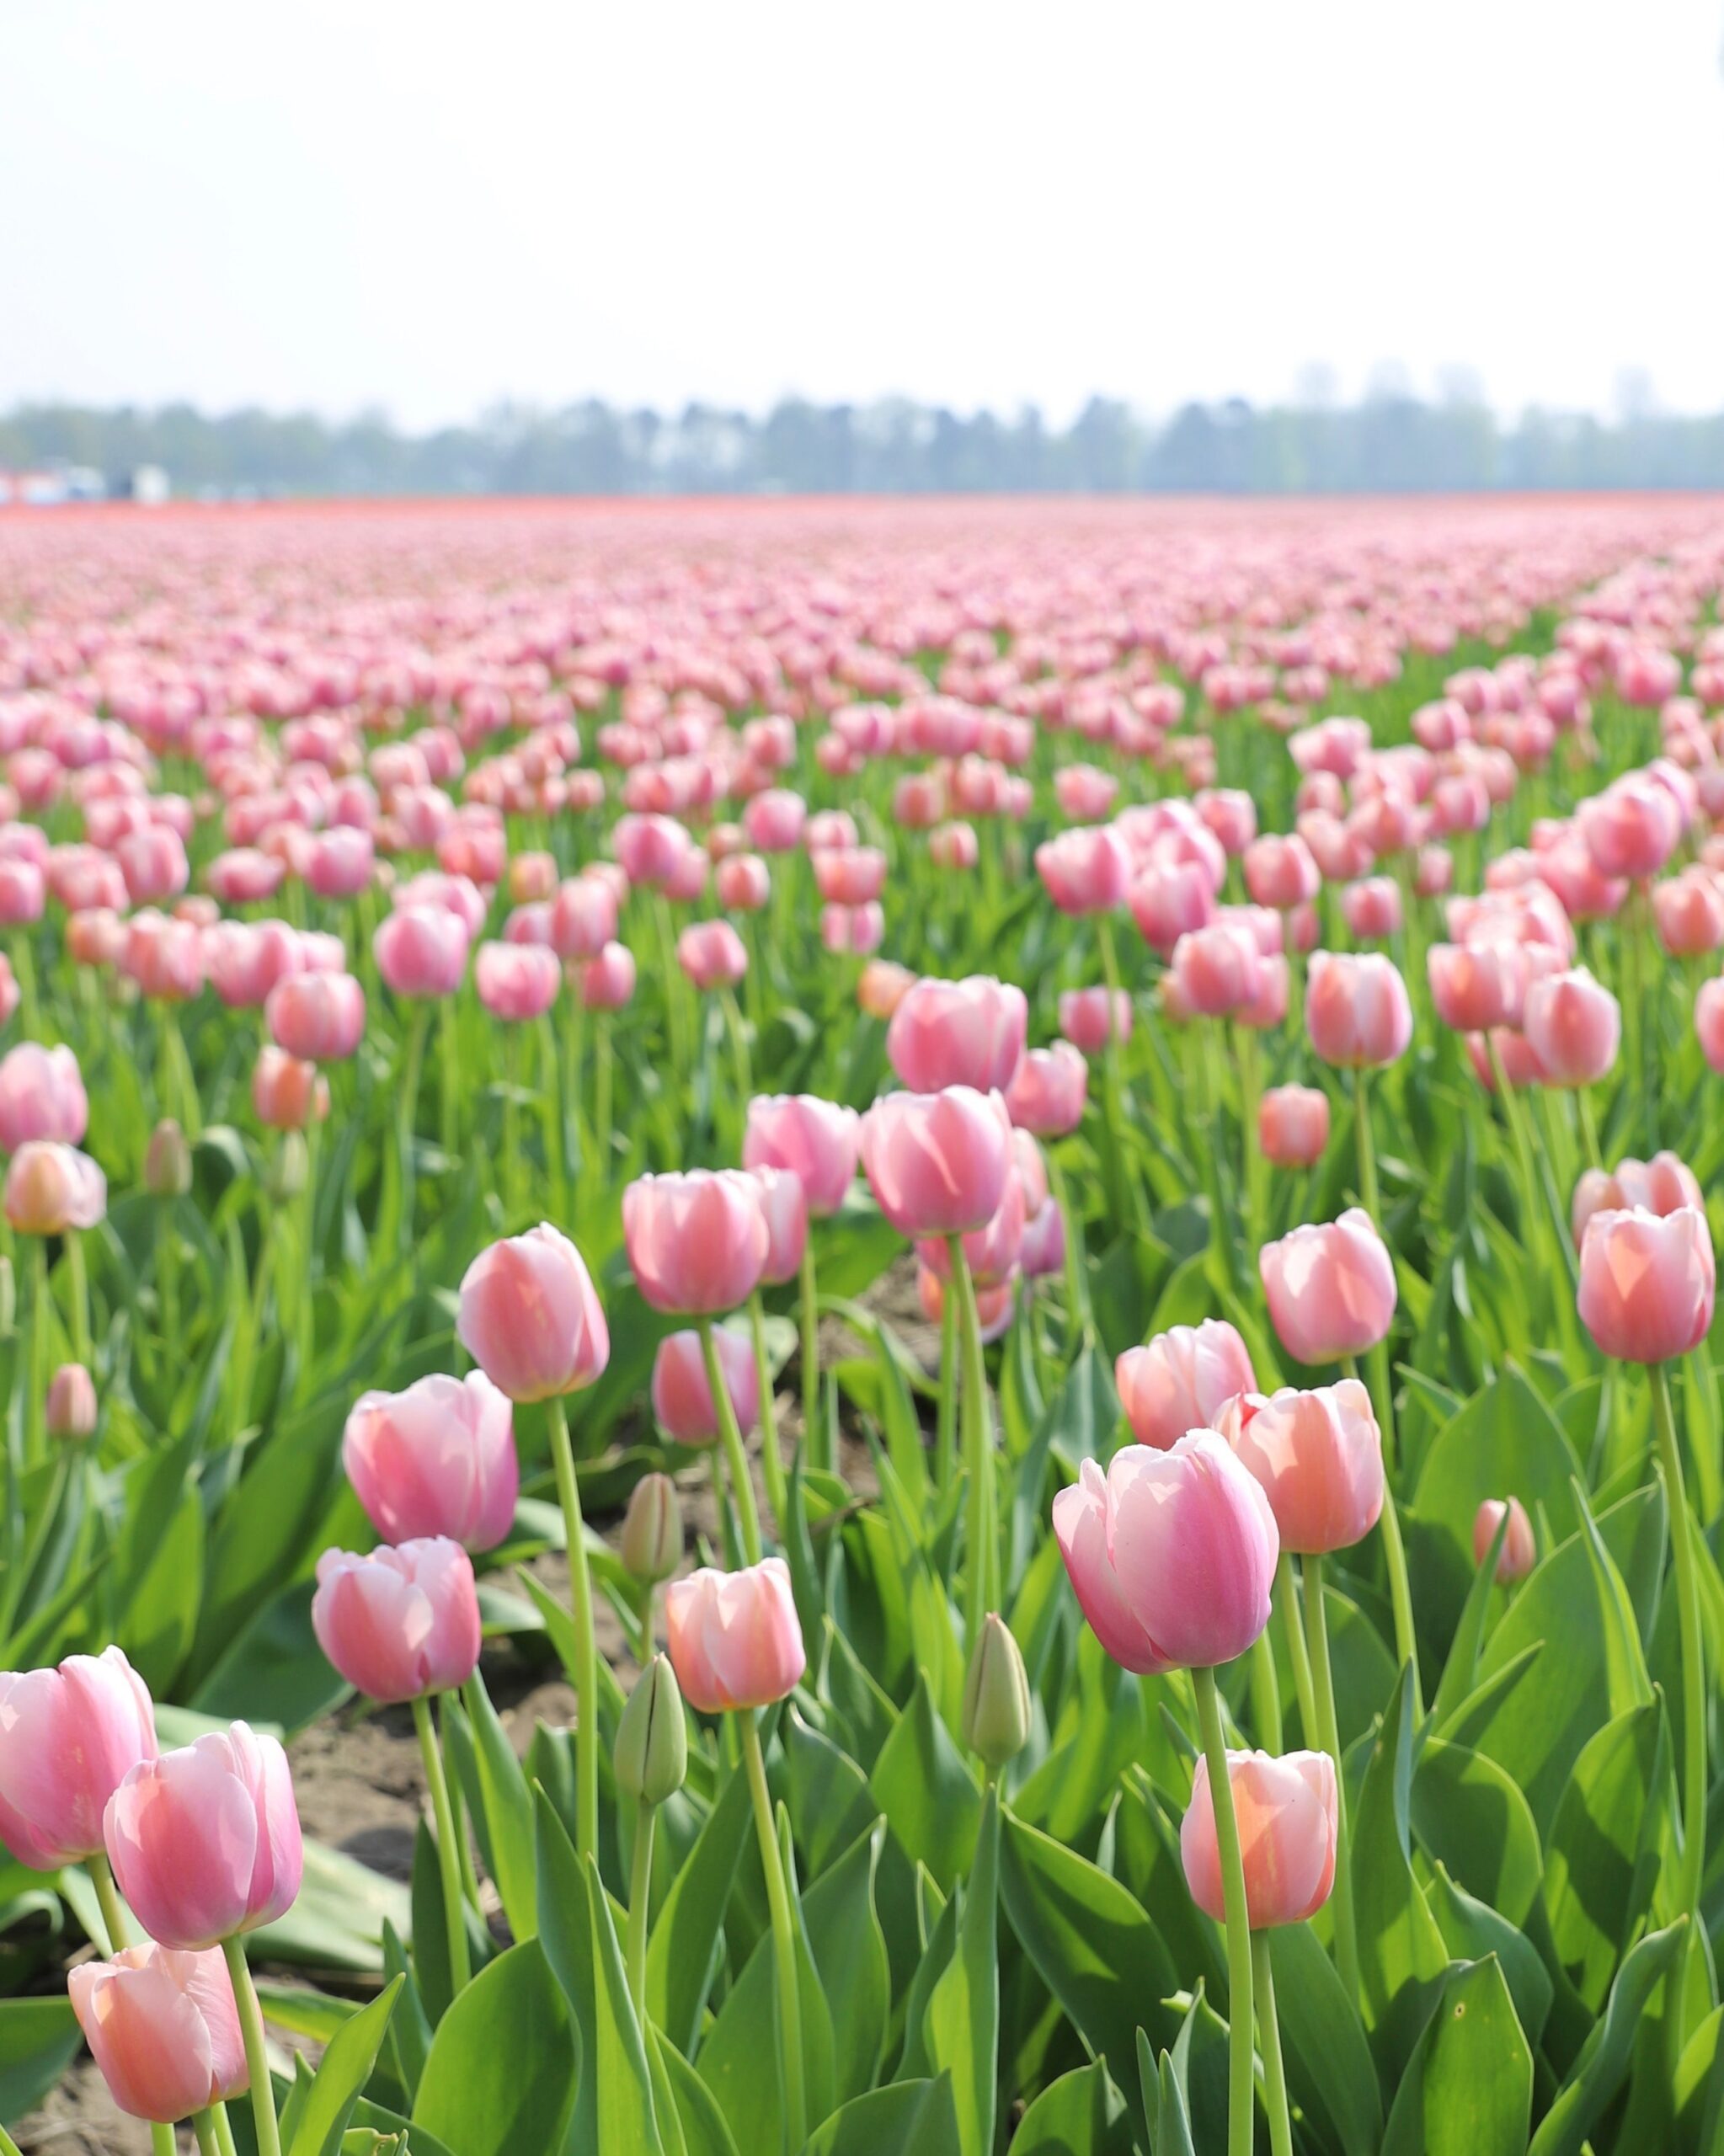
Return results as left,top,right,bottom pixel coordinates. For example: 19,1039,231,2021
4,492,1724,2155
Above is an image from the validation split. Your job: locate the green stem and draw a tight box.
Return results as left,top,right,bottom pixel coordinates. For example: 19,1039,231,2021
1045,1152,1092,1346
1342,1353,1421,1711
626,1795,655,2019
799,1236,825,1476
1200,1022,1241,1291
395,1001,431,1240
741,1712,807,2154
66,1231,90,1369
88,1849,130,1954
503,1025,521,1220
1252,1929,1294,2156
936,1285,958,1493
547,1395,600,1862
1193,1666,1255,2156
194,2111,221,2156
700,1319,763,1566
412,1694,471,1994
1491,1033,1582,1346
1278,1553,1320,1748
26,1238,45,1465
1235,1022,1265,1255
1576,1085,1604,1172
221,1937,281,2156
211,2103,239,2156
1304,1555,1362,2002
438,992,458,1157
538,1012,565,1201
150,2126,175,2156
748,1291,788,1532
1095,915,1148,1238
948,1239,998,1660
1249,1627,1281,1748
718,987,752,1150
595,1010,614,1172
1651,1362,1707,1919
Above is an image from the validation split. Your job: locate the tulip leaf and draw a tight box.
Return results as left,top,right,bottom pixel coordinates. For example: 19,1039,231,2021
1410,1737,1544,1925
869,1670,982,1893
286,1973,404,2156
805,1821,893,2105
412,1939,578,2156
1267,1919,1383,2156
1353,1666,1453,2080
578,1850,671,2155
1380,1954,1531,2156
1423,1864,1552,2049
1526,1919,1688,2156
191,1577,353,1736
1540,1700,1669,2011
1137,2033,1198,2156
649,2027,740,2156
925,1788,1000,2156
782,1706,878,1880
800,2074,962,2156
0,1997,81,2123
643,1760,753,2057
456,1670,538,1942
1428,1507,1509,1730
1006,2059,1133,2156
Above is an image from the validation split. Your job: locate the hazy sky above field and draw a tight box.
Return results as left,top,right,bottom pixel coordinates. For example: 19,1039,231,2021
8,1,1724,428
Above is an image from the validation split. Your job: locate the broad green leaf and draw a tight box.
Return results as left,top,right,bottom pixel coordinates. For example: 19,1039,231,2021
783,1705,880,1881
459,1670,538,1941
578,1850,670,2156
643,1762,752,2056
649,2029,740,2156
1354,1667,1451,2080
1424,1864,1552,2048
286,1976,404,2156
925,1788,1000,2156
1541,1701,1668,2011
1267,1919,1383,2156
869,1671,981,1893
801,2075,961,2156
804,1822,892,2105
1006,2059,1133,2156
1410,1737,1544,1926
1527,1919,1689,2156
1380,1955,1531,2156
0,1997,81,2121
412,1940,578,2156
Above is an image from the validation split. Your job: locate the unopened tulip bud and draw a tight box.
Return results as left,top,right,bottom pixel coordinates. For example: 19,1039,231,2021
268,1129,308,1203
620,1472,682,1585
46,1364,96,1442
614,1655,688,1806
962,1614,1031,1769
143,1118,193,1198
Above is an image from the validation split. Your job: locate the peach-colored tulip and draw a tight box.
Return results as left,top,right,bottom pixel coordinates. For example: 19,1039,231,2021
343,1369,519,1551
105,1722,302,1951
69,1945,248,2123
1572,1150,1700,1246
0,1647,156,1869
1059,986,1132,1052
4,1141,106,1235
743,1093,862,1215
1229,1380,1384,1552
1473,1496,1535,1581
1053,1431,1278,1673
0,1043,87,1150
665,1558,806,1712
651,1326,761,1444
1115,1321,1256,1451
862,1086,1012,1237
312,1540,482,1703
456,1223,610,1401
1004,1042,1088,1136
1181,1749,1337,1928
1259,1085,1330,1168
1522,969,1620,1086
623,1169,769,1314
858,958,916,1019
887,974,1026,1094
252,1045,328,1131
46,1362,97,1440
1259,1208,1397,1364
1577,1204,1716,1363
1305,951,1412,1068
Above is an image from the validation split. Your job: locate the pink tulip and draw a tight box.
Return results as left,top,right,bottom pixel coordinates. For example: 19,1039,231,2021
205,921,305,1010
4,1141,105,1235
1034,825,1132,915
651,1326,761,1444
862,1086,1012,1237
886,974,1026,1093
677,920,749,990
1019,1194,1066,1279
665,1557,806,1712
343,1369,519,1551
266,970,366,1062
0,1043,87,1150
1522,969,1620,1086
1228,1380,1384,1552
1236,953,1289,1031
1244,833,1320,911
549,874,618,962
717,853,771,912
743,1093,862,1215
252,1046,328,1131
124,911,205,1001
1059,986,1132,1051
456,1223,610,1401
0,1647,156,1869
1341,876,1402,942
1197,788,1257,855
375,904,470,999
0,859,45,924
1305,950,1412,1068
750,1163,809,1283
1426,942,1526,1033
1053,1431,1278,1673
1572,1151,1700,1246
1129,861,1216,955
312,1540,483,1704
917,1165,1026,1289
69,1945,248,2124
916,1263,1016,1340
392,870,488,942
297,826,374,899
1181,1750,1337,1929
508,851,558,905
928,823,980,873
742,788,806,854
116,826,190,906
1577,1204,1715,1363
1171,923,1262,1018
1578,772,1681,880
1258,1085,1330,1168
46,1362,97,1440
821,900,884,953
1699,978,1724,1072
1054,764,1120,822
1653,867,1724,958
1004,1042,1088,1136
476,940,560,1021
105,1722,302,1951
858,958,915,1021
1473,1496,1535,1581
1116,1321,1257,1451
580,941,637,1010
623,1170,769,1314
814,847,887,905
1259,1208,1397,1364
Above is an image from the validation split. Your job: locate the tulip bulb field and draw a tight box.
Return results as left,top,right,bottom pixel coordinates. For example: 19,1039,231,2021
3,494,1724,2156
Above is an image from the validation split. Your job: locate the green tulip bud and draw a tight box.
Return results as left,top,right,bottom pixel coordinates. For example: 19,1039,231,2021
615,1655,688,1807
962,1613,1031,1769
619,1471,682,1586
143,1118,193,1198
267,1129,308,1203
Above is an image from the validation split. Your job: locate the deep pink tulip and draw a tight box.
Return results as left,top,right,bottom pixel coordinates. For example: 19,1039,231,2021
312,1540,483,1704
623,1170,769,1314
665,1558,805,1712
651,1326,761,1444
343,1369,519,1551
1115,1321,1256,1451
105,1722,302,1951
1522,969,1620,1086
887,974,1026,1094
266,970,366,1062
1181,1750,1337,1928
4,1141,105,1235
1305,951,1412,1068
69,1945,248,2124
1059,985,1132,1052
0,1043,87,1150
1577,1204,1715,1363
0,1647,156,1869
476,940,560,1021
743,1093,862,1215
1004,1042,1088,1136
1034,825,1133,915
456,1224,610,1401
375,904,470,999
1053,1431,1278,1673
677,919,749,990
1473,1496,1535,1581
1258,1084,1330,1168
1229,1380,1384,1552
1259,1208,1397,1364
862,1086,1012,1238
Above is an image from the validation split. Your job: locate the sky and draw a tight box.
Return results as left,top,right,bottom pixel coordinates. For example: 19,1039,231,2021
6,1,1724,430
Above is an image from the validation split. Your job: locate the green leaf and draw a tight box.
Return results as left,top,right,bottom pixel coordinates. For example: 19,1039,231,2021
578,1849,670,2155
869,1670,981,1893
1354,1666,1451,2080
1410,1737,1544,1927
412,1940,578,2156
1527,1919,1688,2156
459,1670,538,1941
1424,1864,1552,2050
1380,1955,1531,2156
250,1834,414,1976
801,2075,962,2156
649,2028,740,2156
925,1788,1000,2156
286,1976,404,2156
805,1822,893,2105
1267,1920,1383,2156
643,1762,752,2056
1006,2059,1134,2156
1428,1506,1509,1729
1541,1701,1669,2012
192,1578,353,1735
783,1705,879,1881
0,1996,81,2121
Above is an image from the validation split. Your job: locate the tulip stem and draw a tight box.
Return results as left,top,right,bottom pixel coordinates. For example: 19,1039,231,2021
626,1793,655,2019
1192,1665,1255,2156
210,2103,239,2156
1251,1929,1294,2156
1650,1361,1707,1920
66,1230,91,1370
1044,1152,1092,1346
150,2125,175,2156
412,1694,472,1996
700,1319,764,1566
1094,914,1148,1239
194,2111,221,2156
1248,1628,1281,1748
547,1394,600,1863
25,1237,46,1465
438,993,458,1158
1340,1343,1421,1719
1576,1084,1604,1172
86,1849,130,1954
594,1011,614,1173
799,1237,825,1476
1235,1022,1265,1255
741,1710,807,2155
948,1238,999,1661
395,1002,431,1240
748,1291,788,1532
936,1286,958,1492
1303,1555,1361,2003
718,988,752,1145
1276,1554,1320,1748
221,1937,282,2156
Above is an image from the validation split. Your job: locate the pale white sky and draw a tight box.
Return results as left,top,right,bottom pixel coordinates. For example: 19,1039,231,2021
6,1,1723,428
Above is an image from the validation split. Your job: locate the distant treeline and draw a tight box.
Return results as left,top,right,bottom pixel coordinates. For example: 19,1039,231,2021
8,393,1724,496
